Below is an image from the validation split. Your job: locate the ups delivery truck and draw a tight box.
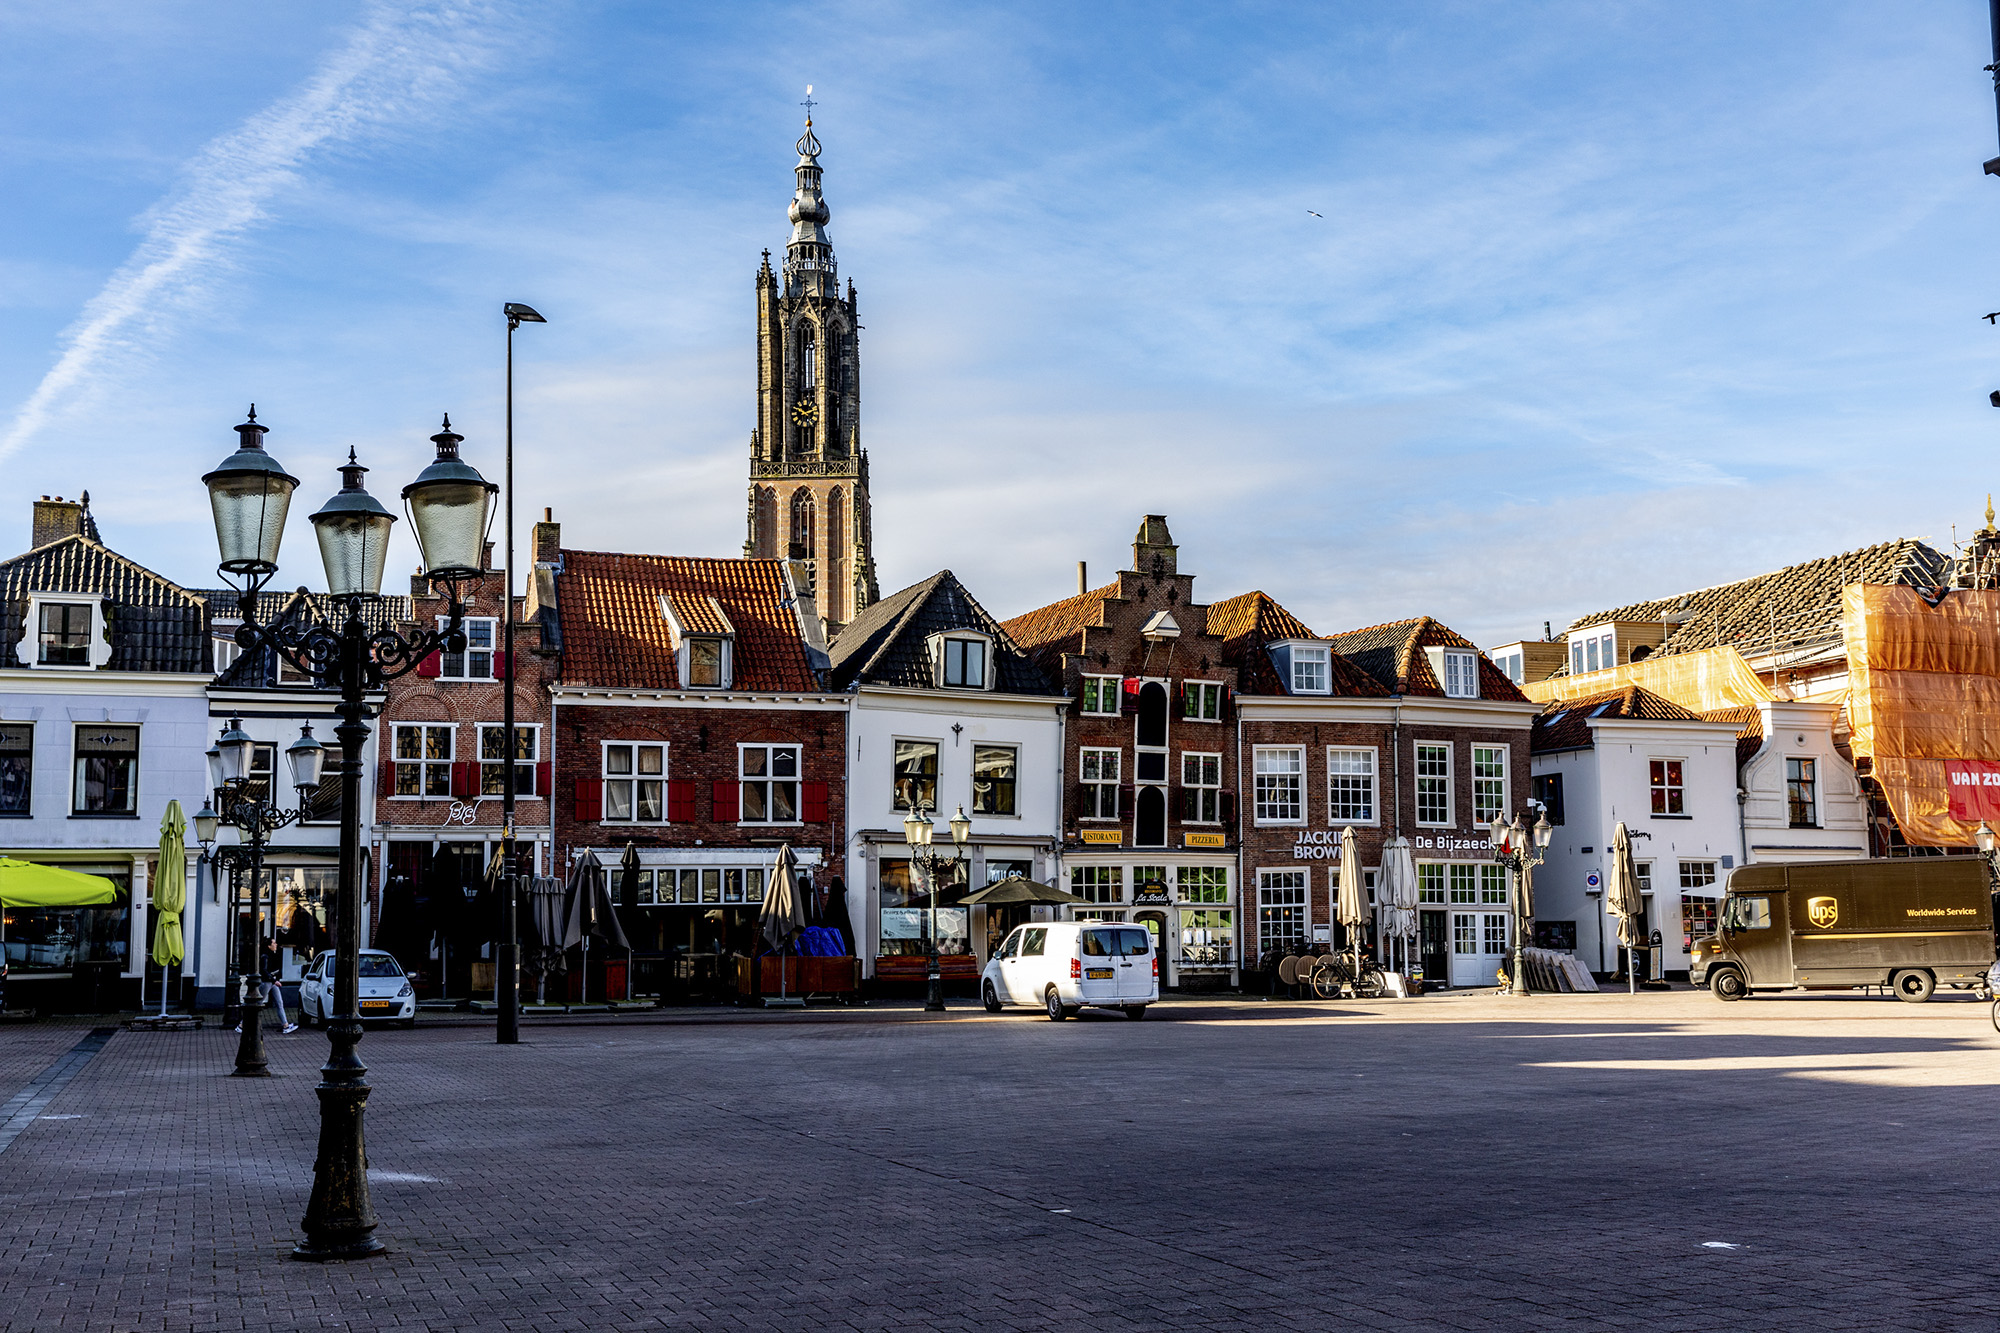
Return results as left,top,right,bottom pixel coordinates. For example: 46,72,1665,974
1691,858,1995,1002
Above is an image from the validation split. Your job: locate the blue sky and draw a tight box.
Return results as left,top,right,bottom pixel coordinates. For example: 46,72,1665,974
2,1,1997,645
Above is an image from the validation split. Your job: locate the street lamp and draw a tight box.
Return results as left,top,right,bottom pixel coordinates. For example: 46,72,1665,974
1489,809,1553,997
207,718,322,1078
903,802,970,1012
498,301,545,1046
201,407,496,1262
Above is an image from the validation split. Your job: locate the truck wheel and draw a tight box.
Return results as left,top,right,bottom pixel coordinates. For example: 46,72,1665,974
982,982,1003,1014
1122,1005,1147,1021
1710,967,1746,1002
1045,987,1067,1021
1892,970,1934,1004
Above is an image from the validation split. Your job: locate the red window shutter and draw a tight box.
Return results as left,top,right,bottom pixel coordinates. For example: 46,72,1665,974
666,779,696,823
416,651,442,678
492,650,508,681
1220,790,1237,824
1221,684,1235,720
802,780,829,823
1121,677,1142,715
534,761,551,797
574,778,602,822
711,780,740,822
1118,785,1134,818
447,761,471,798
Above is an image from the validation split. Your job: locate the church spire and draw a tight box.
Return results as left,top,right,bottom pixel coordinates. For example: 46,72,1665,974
785,105,836,298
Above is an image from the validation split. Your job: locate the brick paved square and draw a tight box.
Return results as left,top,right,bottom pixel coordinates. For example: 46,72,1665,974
0,993,1994,1332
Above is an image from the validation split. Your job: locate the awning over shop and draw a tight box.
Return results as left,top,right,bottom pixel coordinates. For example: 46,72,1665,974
956,875,1087,907
0,859,121,907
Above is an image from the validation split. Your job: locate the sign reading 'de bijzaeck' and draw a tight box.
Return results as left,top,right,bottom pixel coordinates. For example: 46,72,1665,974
1944,760,2000,823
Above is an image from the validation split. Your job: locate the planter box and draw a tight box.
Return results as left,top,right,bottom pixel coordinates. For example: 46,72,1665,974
736,956,859,996
874,954,980,983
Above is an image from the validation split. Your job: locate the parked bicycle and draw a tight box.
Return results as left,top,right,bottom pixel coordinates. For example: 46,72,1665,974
1307,954,1386,1000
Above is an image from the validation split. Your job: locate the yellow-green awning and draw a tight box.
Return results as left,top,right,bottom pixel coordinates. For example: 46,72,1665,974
0,858,121,908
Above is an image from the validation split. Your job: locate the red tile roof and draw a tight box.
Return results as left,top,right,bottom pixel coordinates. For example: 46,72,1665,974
665,591,735,636
556,551,819,691
1532,686,1705,752
1703,704,1766,770
1207,591,1388,697
999,581,1118,655
1322,616,1530,702
1204,590,1313,645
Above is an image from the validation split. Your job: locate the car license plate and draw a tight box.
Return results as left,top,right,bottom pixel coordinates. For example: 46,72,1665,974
1085,968,1114,979
361,1001,395,1013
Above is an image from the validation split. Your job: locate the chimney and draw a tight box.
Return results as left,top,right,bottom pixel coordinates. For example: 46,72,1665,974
533,509,561,565
1131,515,1177,576
1077,561,1087,596
32,496,85,549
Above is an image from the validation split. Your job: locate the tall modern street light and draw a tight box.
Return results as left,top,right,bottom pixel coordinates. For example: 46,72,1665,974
497,301,545,1045
197,717,325,1076
903,803,971,1012
1489,808,1553,997
201,408,497,1262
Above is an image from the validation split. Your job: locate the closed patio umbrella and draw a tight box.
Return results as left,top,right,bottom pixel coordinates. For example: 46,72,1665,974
1608,822,1644,994
1378,836,1420,976
1336,826,1368,985
759,845,809,1005
563,850,628,1003
617,841,644,1001
150,801,187,1017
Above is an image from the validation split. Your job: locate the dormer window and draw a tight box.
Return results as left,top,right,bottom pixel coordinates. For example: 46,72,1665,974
659,592,736,690
20,593,108,670
1290,645,1329,694
931,632,994,691
1441,650,1480,699
686,637,728,688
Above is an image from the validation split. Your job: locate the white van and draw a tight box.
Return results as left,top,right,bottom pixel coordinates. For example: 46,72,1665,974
981,921,1157,1020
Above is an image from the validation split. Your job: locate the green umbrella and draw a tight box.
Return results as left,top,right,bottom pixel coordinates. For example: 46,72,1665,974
151,801,187,1016
0,858,120,906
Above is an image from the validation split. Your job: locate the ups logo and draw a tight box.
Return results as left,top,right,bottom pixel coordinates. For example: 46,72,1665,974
1807,896,1839,929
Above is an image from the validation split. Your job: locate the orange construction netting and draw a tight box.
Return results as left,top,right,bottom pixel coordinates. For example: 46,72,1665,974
1843,583,2000,847
1522,644,1776,712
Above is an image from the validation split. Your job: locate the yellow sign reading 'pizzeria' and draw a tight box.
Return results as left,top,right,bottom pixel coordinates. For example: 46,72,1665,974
1184,832,1226,848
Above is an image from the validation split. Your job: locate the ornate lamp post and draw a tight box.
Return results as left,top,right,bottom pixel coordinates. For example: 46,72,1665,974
903,803,971,1012
201,409,497,1262
202,717,325,1076
497,301,545,1045
1489,808,1553,997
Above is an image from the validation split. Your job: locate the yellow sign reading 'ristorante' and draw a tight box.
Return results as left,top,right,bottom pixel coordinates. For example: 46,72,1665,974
1080,830,1122,845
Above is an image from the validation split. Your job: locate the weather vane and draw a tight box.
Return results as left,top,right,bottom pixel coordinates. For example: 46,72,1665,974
801,84,817,122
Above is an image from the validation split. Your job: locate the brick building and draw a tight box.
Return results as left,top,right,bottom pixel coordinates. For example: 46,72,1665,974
1001,517,1244,989
541,527,846,997
369,548,555,998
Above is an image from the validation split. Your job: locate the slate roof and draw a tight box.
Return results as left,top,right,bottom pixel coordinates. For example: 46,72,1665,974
555,552,821,692
1531,686,1706,753
1321,617,1530,702
196,589,413,688
1565,538,1949,665
1206,591,1388,698
0,534,207,673
829,571,1058,695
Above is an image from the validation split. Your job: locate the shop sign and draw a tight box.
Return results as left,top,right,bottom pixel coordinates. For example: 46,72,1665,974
1291,830,1344,861
1133,881,1170,905
1946,760,2000,822
1410,831,1496,854
1080,830,1122,845
1184,832,1225,848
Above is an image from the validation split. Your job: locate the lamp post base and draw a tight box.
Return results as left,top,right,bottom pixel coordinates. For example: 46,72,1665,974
232,975,271,1076
293,1018,385,1263
924,969,945,1012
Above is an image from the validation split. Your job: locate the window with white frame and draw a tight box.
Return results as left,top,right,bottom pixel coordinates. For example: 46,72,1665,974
893,740,938,812
939,637,988,689
1070,865,1124,903
1649,759,1685,815
740,744,800,822
440,616,497,680
1786,758,1817,828
37,602,92,666
1472,745,1507,824
1571,629,1615,676
1181,681,1223,721
1417,863,1446,904
212,633,241,675
1679,860,1717,893
1179,865,1229,903
1079,748,1120,819
972,745,1017,816
1327,747,1376,823
1290,645,1329,694
72,724,138,814
1480,863,1506,904
1258,869,1308,954
1415,742,1451,825
1181,751,1221,822
1442,650,1480,699
1448,864,1478,904
685,637,728,688
1253,747,1304,824
603,741,666,822
1079,675,1121,716
392,724,452,797
479,725,539,797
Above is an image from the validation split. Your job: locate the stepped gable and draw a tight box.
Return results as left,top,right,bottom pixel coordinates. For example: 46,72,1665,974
555,551,820,692
829,571,1056,694
1532,686,1705,753
0,534,207,673
1323,616,1528,701
1563,538,1949,668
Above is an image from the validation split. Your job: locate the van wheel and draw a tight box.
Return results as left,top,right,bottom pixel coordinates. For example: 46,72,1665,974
1122,1005,1146,1021
1045,988,1067,1022
1710,967,1746,1001
1892,970,1934,1004
982,982,1003,1014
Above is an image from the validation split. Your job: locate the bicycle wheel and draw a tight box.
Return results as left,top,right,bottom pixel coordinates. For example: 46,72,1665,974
1991,997,2000,1035
1311,960,1344,1000
1352,967,1386,1000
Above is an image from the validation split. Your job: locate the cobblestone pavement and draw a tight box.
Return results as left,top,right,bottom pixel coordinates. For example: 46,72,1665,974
1,991,1996,1332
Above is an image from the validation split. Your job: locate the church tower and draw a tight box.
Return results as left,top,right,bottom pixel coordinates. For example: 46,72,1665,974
745,107,880,631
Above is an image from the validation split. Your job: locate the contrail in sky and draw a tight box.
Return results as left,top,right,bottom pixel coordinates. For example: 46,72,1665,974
0,2,505,463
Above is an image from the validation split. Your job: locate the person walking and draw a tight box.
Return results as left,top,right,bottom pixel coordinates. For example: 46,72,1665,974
234,938,298,1035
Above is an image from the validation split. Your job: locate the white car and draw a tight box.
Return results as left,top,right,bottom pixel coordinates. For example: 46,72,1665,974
299,949,417,1028
981,921,1157,1020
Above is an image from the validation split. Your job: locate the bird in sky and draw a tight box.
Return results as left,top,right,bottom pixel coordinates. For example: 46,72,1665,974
1307,210,1323,218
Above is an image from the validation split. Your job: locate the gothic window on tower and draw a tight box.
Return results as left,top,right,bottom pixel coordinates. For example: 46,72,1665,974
826,488,846,620
789,489,816,591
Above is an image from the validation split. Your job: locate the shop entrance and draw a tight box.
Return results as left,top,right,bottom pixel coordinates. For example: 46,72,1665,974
1419,909,1447,986
1134,909,1167,986
1450,911,1507,988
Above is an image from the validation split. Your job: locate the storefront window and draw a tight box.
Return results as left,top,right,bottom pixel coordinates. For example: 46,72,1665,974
1178,866,1229,904
1682,898,1718,954
1417,863,1446,903
986,859,1031,883
1071,865,1123,903
1178,909,1234,968
878,859,967,956
3,870,128,974
1258,870,1307,954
